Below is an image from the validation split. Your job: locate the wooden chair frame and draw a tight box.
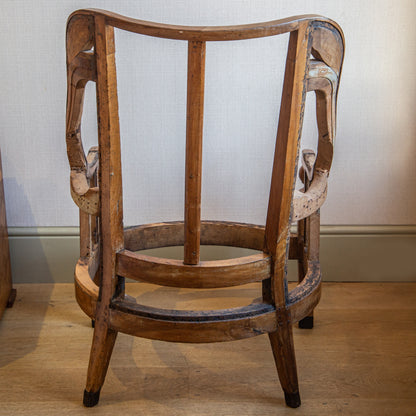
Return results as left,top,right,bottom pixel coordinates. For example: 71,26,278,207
66,9,344,408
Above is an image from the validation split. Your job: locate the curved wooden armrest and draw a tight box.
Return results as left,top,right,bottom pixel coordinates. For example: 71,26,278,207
292,149,329,221
294,149,327,221
293,170,328,221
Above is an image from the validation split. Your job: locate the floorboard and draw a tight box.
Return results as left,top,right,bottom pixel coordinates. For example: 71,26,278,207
0,282,415,415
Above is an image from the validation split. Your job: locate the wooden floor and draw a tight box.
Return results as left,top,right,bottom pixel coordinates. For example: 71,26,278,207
0,282,415,415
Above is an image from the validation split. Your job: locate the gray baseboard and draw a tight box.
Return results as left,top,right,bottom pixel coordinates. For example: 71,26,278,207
8,225,416,283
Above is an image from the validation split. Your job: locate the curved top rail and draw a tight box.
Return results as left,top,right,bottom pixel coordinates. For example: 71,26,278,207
68,8,342,41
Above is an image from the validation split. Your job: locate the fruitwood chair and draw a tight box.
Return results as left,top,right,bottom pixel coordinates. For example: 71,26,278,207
66,9,344,408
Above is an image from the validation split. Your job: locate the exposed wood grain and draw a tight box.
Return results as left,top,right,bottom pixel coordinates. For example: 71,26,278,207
70,171,99,215
75,250,319,324
263,24,311,406
292,171,328,221
83,15,124,401
124,220,298,259
292,37,343,221
124,221,266,251
66,37,99,215
109,302,277,343
264,25,310,263
94,16,124,299
79,148,99,259
74,256,99,318
79,210,90,258
184,41,206,265
66,14,94,63
311,23,344,75
307,61,338,173
295,151,320,327
68,9,343,42
288,261,321,322
116,249,271,288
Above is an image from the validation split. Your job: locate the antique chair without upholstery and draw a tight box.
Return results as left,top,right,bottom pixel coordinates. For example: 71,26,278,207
66,9,344,408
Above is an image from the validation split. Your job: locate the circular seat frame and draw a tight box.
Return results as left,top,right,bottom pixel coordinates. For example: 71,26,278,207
75,221,322,343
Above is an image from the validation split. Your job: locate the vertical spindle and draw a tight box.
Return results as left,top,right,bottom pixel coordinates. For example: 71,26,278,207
184,41,206,265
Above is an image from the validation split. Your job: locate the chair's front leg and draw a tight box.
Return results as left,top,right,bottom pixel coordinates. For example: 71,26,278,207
84,316,118,406
269,311,301,408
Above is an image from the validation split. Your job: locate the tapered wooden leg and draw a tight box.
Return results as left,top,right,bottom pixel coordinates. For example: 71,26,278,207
83,318,117,407
269,323,301,408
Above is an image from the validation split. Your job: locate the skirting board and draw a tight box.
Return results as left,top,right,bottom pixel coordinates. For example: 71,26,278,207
7,225,416,283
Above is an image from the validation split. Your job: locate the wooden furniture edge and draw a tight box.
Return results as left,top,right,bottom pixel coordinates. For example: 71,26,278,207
67,9,344,42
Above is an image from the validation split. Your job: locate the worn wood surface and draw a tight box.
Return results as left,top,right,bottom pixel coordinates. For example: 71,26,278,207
0,282,415,415
184,41,206,265
262,25,312,405
83,16,124,398
66,27,99,216
0,149,15,319
69,9,343,42
75,253,321,330
124,220,299,257
124,221,266,251
109,300,277,343
116,250,271,288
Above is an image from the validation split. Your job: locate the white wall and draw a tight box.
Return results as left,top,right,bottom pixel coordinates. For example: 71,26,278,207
1,0,415,227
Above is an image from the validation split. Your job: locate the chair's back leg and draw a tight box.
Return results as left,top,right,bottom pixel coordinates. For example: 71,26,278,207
84,15,124,407
268,325,300,407
263,24,311,408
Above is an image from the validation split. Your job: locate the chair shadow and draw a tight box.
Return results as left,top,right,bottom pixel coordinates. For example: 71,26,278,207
106,284,283,406
0,178,53,367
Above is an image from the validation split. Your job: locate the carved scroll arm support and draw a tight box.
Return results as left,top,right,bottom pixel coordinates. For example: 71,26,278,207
66,48,100,215
292,60,339,221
